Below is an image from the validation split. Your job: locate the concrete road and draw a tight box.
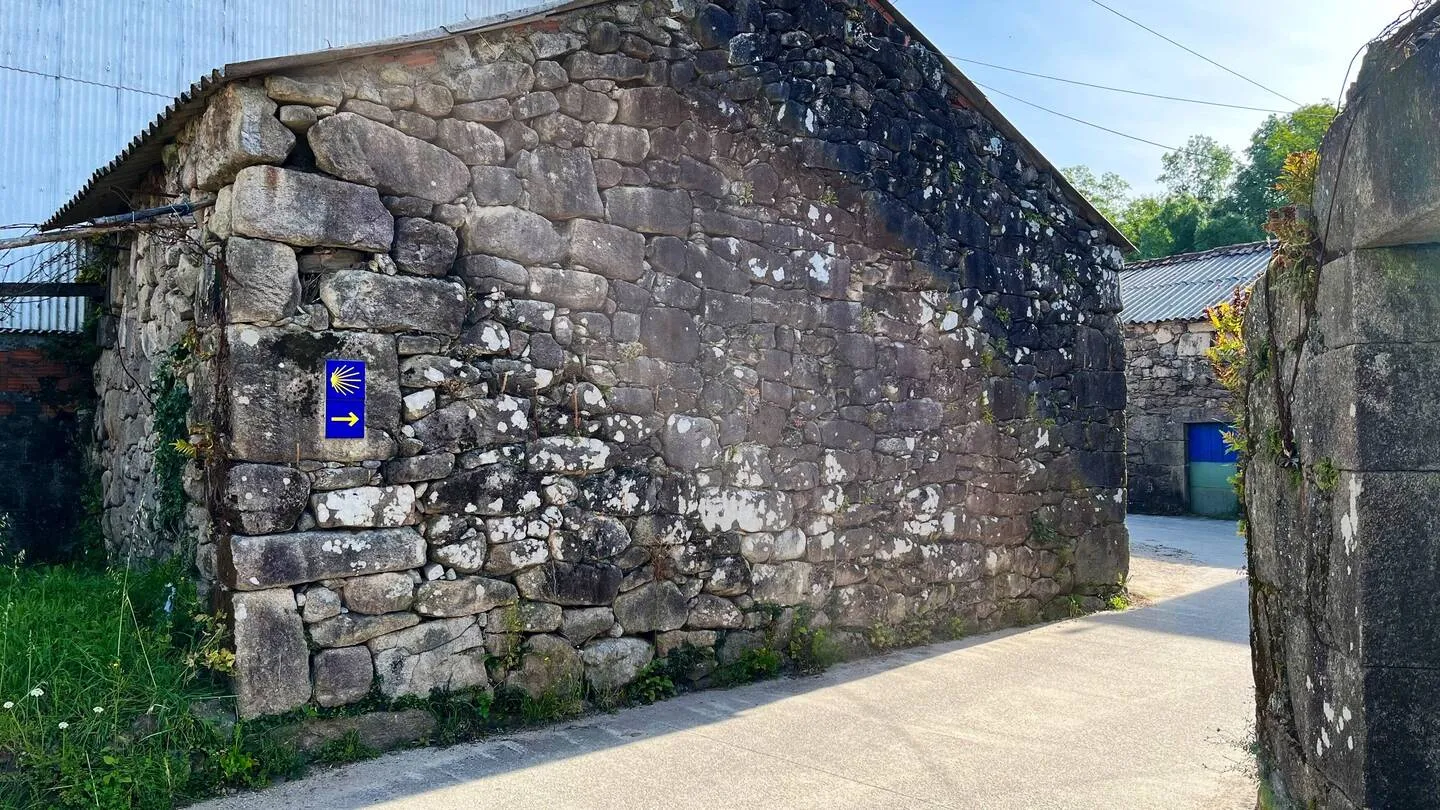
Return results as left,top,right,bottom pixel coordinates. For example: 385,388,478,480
196,516,1254,810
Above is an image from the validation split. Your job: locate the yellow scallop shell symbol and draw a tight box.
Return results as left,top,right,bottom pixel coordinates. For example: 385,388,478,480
329,364,361,396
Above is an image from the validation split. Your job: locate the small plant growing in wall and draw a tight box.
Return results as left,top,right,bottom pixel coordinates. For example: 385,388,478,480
939,616,971,641
151,339,198,557
1313,458,1340,493
787,606,840,675
1276,150,1320,208
980,400,996,425
995,306,1012,327
1205,289,1251,402
1028,516,1063,548
626,661,678,705
714,647,783,686
314,730,378,765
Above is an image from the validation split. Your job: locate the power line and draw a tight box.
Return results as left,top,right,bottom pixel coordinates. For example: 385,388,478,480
0,62,170,99
973,81,1214,157
1084,0,1302,107
950,55,1335,119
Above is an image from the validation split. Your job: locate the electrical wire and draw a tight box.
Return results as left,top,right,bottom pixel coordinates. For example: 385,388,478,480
1084,0,1302,106
949,55,1336,119
971,81,1215,157
0,62,170,99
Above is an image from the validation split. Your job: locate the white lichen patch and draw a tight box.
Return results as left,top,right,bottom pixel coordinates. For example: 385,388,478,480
808,252,831,283
696,488,794,533
313,486,415,529
822,452,852,484
1340,475,1361,556
528,437,611,473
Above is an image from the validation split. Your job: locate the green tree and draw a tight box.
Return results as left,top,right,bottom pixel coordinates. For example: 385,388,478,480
1066,103,1335,261
1117,194,1205,260
1062,165,1132,223
1226,103,1338,233
1194,210,1256,252
1158,135,1236,203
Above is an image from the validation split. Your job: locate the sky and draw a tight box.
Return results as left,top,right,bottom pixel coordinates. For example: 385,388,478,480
896,0,1417,198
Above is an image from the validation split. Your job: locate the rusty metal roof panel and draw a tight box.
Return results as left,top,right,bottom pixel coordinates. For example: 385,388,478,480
1120,241,1272,325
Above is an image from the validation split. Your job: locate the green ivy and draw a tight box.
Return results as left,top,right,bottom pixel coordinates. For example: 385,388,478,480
150,342,194,559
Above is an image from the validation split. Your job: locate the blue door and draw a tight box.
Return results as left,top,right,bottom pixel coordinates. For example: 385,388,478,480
1187,423,1240,518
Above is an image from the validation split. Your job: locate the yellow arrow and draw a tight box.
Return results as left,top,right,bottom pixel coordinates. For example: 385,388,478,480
329,412,359,427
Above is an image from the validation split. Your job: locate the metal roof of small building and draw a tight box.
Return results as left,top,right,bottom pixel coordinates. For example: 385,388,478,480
40,0,1135,253
1120,241,1272,325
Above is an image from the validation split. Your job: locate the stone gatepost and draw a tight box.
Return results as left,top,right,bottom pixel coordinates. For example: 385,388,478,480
1247,9,1440,807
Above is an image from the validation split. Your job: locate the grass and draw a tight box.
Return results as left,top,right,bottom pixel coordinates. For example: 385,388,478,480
0,560,240,808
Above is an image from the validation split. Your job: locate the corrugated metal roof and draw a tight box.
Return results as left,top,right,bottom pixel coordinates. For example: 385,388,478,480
1120,241,1272,324
37,0,1136,253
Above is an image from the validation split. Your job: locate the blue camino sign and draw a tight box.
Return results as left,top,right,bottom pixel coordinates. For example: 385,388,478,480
324,360,366,440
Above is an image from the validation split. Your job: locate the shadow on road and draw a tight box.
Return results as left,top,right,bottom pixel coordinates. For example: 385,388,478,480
1058,577,1249,646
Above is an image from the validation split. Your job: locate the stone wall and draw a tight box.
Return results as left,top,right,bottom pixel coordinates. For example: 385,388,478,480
0,332,93,561
94,233,215,567
1248,8,1440,807
96,0,1129,718
1123,318,1226,514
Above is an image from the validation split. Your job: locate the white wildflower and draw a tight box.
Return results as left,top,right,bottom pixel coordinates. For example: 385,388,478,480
92,706,104,714
2,702,12,710
27,688,42,698
57,722,68,730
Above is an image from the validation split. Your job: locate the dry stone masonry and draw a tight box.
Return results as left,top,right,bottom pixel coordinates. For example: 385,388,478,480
1124,318,1227,514
1248,8,1440,806
91,0,1129,719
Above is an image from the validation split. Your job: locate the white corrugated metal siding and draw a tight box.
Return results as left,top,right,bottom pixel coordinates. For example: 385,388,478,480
0,0,534,330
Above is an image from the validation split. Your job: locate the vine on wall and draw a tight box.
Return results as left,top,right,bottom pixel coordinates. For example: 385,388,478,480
150,336,196,562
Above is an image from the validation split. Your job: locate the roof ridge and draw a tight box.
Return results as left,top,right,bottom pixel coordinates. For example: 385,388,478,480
1124,240,1273,271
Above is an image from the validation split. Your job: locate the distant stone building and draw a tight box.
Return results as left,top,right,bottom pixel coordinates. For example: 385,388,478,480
1120,242,1269,517
49,0,1131,718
